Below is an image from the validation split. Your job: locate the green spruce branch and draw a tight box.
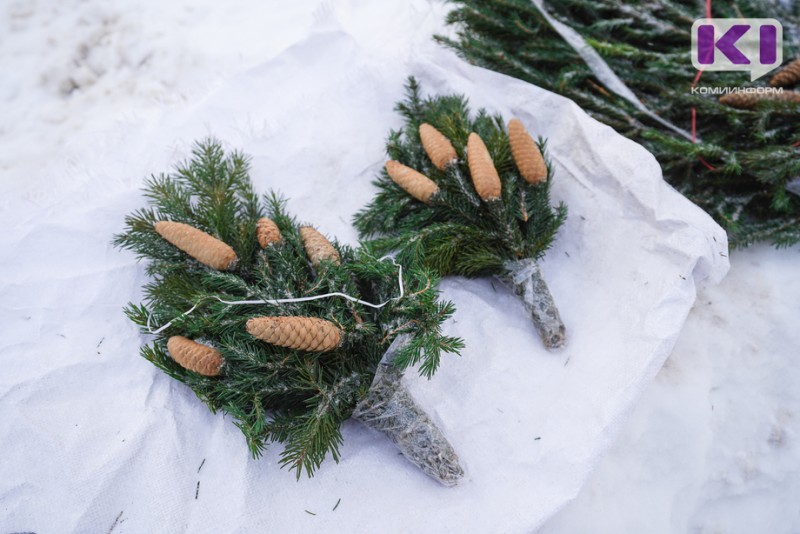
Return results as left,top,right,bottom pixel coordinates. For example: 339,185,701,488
355,77,566,276
355,79,568,350
115,139,463,479
438,0,800,247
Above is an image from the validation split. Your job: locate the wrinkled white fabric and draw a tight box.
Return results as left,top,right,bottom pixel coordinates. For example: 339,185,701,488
0,4,728,534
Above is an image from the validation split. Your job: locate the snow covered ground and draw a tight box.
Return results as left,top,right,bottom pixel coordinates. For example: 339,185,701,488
541,243,800,534
2,1,798,532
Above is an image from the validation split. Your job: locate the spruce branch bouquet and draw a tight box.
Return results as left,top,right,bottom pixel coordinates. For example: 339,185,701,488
438,0,800,247
114,139,465,485
354,79,568,350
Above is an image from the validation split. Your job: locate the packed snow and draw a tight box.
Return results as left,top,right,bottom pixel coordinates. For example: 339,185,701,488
2,1,798,532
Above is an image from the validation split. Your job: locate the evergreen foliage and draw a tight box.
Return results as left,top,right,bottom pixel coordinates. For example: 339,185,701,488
114,139,462,479
353,78,567,277
437,0,800,247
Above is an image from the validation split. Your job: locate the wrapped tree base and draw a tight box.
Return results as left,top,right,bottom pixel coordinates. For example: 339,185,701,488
352,335,464,486
499,258,566,350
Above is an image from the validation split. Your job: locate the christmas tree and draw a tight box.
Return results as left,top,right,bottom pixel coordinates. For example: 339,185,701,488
354,79,568,350
114,139,464,484
437,0,800,247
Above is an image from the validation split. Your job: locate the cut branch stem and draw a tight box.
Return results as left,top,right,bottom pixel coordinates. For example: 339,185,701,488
352,334,464,486
498,258,566,350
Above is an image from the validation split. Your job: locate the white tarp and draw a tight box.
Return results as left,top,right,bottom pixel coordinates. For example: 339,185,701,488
0,8,728,534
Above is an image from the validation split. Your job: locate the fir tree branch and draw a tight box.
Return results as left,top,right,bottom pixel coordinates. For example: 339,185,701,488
115,138,463,479
438,0,800,247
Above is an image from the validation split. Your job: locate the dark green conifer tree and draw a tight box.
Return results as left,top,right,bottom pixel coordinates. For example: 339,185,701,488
437,0,800,247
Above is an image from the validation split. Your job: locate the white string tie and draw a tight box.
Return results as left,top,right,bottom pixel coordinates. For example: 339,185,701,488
146,256,404,335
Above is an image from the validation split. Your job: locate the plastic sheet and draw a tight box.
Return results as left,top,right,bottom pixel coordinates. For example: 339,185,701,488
498,259,566,350
0,3,729,532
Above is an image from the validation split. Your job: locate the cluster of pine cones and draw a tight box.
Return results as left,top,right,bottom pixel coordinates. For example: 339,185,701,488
154,218,343,376
385,117,547,206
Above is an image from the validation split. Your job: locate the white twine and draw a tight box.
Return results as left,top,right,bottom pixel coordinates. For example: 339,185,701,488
146,256,404,335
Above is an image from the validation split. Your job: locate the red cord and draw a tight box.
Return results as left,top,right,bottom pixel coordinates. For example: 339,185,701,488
690,0,718,171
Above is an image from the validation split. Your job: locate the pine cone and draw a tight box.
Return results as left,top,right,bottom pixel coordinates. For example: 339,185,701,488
419,123,457,170
770,59,800,87
154,221,237,270
246,316,342,352
257,217,282,247
719,92,759,109
508,118,547,185
773,91,800,104
385,160,439,203
719,91,800,109
300,227,341,267
466,132,501,201
167,336,224,376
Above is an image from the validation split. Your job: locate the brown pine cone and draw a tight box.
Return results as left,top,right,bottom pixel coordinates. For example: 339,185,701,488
154,221,237,270
385,160,439,203
466,132,501,201
419,123,457,170
167,336,224,376
256,217,282,248
508,118,547,185
719,92,760,109
719,91,800,109
775,91,800,104
299,227,341,267
770,59,800,87
246,316,342,352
